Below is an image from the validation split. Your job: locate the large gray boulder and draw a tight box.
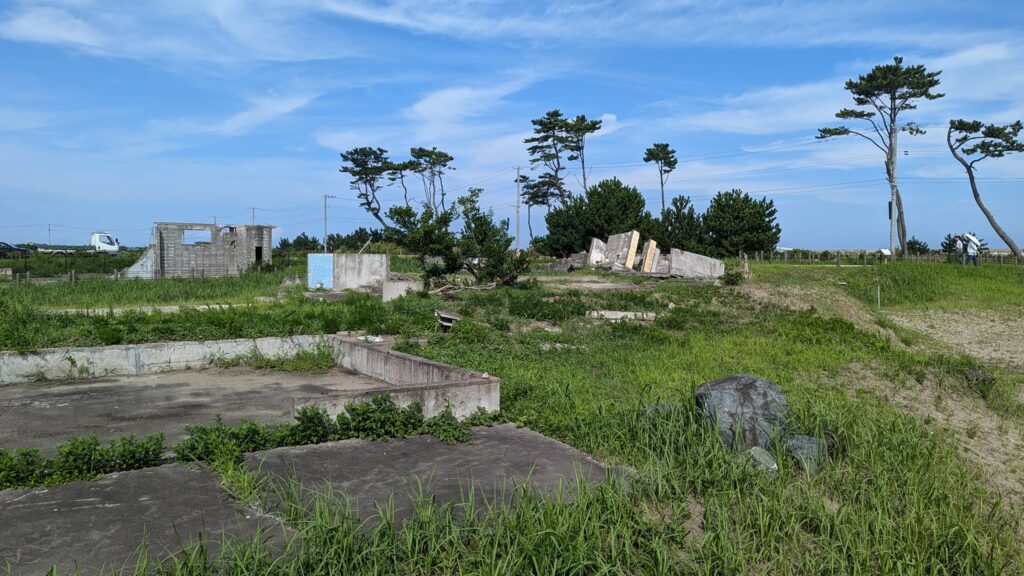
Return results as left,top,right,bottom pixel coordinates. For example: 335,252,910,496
695,375,789,449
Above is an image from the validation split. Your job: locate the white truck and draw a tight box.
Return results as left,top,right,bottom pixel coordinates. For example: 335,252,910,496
33,231,121,255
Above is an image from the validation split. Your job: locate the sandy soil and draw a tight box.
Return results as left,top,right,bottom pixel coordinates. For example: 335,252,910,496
836,365,1024,509
888,309,1024,369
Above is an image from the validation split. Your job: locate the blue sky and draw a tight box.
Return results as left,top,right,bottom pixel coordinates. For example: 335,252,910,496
1,1,1023,249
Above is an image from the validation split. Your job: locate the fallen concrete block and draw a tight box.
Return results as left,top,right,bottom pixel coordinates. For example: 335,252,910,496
668,249,725,280
587,238,607,267
639,240,658,273
586,310,657,322
605,231,640,268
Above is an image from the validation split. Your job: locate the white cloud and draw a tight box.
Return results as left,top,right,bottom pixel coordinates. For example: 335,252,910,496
674,80,851,135
211,93,320,136
0,6,105,48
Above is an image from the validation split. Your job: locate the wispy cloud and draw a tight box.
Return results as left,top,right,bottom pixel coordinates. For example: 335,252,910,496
0,6,105,48
211,93,321,136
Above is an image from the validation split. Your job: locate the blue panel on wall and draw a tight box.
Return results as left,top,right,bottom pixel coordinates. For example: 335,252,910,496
307,253,334,290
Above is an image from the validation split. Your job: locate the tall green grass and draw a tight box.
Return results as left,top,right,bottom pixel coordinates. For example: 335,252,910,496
0,272,289,310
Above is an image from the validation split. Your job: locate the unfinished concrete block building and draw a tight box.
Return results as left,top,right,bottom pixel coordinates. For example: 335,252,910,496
126,222,273,279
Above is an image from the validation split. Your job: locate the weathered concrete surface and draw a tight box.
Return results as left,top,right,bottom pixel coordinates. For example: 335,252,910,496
332,253,389,291
127,222,272,280
382,279,424,302
605,231,640,269
0,464,283,575
639,240,658,273
668,249,725,280
695,374,789,449
0,367,385,451
0,335,340,385
49,303,235,316
586,310,657,322
245,424,607,523
586,238,607,267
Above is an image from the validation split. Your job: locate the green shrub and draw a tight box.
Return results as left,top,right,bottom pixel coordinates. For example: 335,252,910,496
0,433,164,489
423,408,471,444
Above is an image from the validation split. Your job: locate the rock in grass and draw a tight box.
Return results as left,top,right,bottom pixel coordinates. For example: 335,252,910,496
782,434,824,474
695,374,789,449
962,369,996,397
746,446,778,472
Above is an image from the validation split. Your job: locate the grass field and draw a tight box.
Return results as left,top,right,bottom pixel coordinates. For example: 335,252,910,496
4,262,1023,573
751,261,1024,311
0,251,144,277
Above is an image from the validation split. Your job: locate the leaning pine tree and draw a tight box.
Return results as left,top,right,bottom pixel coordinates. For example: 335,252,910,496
946,119,1024,258
817,57,943,256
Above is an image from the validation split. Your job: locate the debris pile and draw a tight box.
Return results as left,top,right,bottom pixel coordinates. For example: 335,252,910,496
550,230,724,281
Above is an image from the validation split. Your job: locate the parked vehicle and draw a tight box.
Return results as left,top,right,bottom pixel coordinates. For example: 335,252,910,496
31,231,121,256
90,231,120,255
0,242,32,258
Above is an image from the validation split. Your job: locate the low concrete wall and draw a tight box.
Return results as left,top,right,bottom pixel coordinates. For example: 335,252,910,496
382,279,423,302
0,335,337,384
0,334,499,418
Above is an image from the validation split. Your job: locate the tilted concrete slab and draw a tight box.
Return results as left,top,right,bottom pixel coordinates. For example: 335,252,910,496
604,231,640,269
668,249,725,280
245,424,607,524
586,238,607,267
0,464,284,575
639,240,658,273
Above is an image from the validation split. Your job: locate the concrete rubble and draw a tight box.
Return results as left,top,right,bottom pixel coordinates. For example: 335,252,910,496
552,229,725,281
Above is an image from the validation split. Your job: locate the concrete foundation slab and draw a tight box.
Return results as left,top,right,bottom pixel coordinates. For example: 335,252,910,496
0,464,283,575
0,335,500,451
0,368,384,451
245,424,607,523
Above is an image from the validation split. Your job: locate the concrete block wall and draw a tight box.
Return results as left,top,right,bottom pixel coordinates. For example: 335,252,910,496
151,223,272,279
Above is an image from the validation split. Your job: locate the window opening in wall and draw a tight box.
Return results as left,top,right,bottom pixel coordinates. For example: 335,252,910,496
182,229,212,244
255,246,263,262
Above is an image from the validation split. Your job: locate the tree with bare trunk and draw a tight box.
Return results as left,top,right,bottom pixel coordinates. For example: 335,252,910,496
947,119,1024,257
818,57,943,256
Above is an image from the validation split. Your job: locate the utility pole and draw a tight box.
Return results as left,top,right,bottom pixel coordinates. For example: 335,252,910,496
323,194,337,254
212,215,217,225
515,166,521,254
251,207,255,225
48,224,51,246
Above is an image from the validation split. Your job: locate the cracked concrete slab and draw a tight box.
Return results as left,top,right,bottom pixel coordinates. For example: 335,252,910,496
0,367,384,452
245,424,607,523
0,464,283,575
